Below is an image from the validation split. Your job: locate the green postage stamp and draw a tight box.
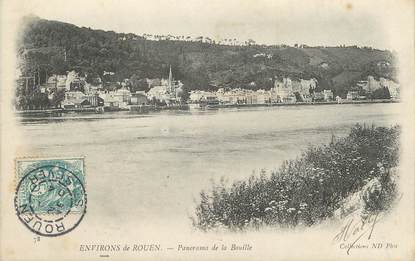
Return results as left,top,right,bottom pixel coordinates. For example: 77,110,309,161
14,157,87,237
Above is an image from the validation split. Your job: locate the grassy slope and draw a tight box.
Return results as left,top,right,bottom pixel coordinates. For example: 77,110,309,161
193,125,400,231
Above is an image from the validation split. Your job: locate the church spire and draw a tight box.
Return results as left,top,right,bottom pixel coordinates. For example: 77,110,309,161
168,65,173,93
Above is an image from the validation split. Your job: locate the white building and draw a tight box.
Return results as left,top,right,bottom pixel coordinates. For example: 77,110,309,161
356,80,368,90
146,66,183,104
62,91,87,108
367,76,381,92
65,91,85,100
323,90,334,101
99,93,119,108
292,78,316,102
56,75,67,89
346,91,359,100
190,91,216,103
255,90,272,104
300,78,317,92
45,74,67,90
356,76,399,99
274,77,296,103
65,71,79,91
147,85,171,103
99,88,131,109
216,89,252,104
379,78,400,99
84,83,102,94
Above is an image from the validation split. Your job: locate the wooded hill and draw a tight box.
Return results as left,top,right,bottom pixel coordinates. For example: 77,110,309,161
18,16,397,97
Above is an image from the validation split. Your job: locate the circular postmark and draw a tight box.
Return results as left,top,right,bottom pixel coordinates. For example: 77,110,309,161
14,162,87,237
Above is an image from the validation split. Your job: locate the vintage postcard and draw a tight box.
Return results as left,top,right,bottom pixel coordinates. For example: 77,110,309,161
1,0,414,260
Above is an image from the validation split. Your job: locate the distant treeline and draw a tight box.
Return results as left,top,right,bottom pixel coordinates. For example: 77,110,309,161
19,16,397,97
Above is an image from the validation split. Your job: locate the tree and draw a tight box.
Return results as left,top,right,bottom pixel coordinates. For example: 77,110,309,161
246,39,256,46
28,91,49,110
178,86,190,103
17,17,397,110
86,71,101,85
294,92,303,102
51,89,65,108
370,87,391,100
50,54,68,74
129,74,148,92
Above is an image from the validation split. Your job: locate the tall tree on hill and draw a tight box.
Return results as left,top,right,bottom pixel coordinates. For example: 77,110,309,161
129,74,148,92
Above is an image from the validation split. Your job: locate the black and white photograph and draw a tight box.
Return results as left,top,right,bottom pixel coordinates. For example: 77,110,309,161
0,0,414,260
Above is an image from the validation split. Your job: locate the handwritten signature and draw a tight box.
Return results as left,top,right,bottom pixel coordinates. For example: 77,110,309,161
333,192,403,255
332,212,380,255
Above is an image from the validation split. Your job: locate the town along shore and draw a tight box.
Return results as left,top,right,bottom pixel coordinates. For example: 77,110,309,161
15,98,398,116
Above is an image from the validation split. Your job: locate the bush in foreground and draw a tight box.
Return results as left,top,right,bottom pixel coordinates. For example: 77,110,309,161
192,124,400,231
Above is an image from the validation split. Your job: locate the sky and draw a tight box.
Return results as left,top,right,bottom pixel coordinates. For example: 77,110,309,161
7,0,412,50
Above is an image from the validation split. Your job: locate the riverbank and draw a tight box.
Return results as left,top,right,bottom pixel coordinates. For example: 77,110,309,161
15,104,190,115
14,99,398,115
193,124,400,231
204,99,398,109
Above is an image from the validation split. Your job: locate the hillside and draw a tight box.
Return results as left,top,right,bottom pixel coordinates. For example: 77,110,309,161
18,16,397,96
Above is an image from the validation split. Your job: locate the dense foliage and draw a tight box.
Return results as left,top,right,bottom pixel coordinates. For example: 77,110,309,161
193,124,400,231
19,16,397,97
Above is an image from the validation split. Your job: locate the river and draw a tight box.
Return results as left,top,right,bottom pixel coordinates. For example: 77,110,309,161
16,103,400,230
